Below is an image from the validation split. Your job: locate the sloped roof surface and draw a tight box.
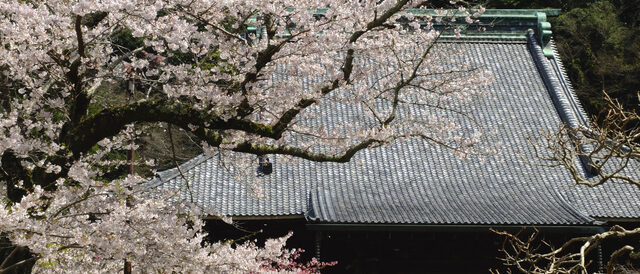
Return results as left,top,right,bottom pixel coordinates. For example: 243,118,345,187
150,35,640,225
530,36,640,219
150,153,314,217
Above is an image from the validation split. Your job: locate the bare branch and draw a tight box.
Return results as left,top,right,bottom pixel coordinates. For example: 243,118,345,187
493,226,640,273
531,91,640,188
167,123,194,203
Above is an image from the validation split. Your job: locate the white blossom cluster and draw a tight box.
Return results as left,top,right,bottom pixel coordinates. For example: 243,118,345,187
0,172,301,273
0,0,490,272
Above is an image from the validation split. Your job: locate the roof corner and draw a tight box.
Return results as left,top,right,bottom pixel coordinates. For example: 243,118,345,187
554,189,598,225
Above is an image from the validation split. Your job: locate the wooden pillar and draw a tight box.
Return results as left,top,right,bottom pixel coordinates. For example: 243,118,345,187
597,245,604,273
315,231,323,260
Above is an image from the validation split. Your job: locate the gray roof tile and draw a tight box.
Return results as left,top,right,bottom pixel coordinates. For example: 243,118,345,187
149,36,640,225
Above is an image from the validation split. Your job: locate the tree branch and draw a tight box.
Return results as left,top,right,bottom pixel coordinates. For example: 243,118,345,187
271,0,410,135
0,256,40,274
65,99,276,158
228,138,379,163
532,91,640,188
493,226,640,273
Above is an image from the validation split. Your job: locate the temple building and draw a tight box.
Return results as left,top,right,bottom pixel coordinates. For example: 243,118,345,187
149,10,640,273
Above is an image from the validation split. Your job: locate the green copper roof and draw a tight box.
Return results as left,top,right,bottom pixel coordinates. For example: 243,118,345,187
247,9,560,53
406,8,561,18
407,9,560,43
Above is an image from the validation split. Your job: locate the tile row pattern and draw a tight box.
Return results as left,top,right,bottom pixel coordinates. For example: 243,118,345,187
149,37,640,224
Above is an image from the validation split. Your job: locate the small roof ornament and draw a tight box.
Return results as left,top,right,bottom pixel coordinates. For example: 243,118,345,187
536,12,554,58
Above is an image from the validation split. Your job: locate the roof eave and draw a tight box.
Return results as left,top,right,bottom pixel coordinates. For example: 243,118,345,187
203,214,306,221
306,223,605,233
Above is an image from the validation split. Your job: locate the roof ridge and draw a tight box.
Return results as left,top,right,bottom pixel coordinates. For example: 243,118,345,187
148,154,212,188
305,190,318,221
548,39,590,126
527,31,586,129
437,38,527,44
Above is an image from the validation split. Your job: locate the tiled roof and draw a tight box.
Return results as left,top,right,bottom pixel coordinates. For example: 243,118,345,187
149,34,640,225
539,37,640,219
149,154,313,217
306,138,594,225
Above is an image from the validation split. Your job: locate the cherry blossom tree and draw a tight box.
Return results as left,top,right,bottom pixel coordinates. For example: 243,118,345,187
0,0,490,272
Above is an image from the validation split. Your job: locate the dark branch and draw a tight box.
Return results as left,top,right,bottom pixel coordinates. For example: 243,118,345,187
229,138,379,163
271,0,410,135
59,16,90,144
65,99,276,158
75,15,86,58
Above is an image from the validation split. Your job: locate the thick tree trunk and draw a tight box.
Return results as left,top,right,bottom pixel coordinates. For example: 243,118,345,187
1,152,31,204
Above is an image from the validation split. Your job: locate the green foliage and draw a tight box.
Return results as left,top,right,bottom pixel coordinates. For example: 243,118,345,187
110,29,144,52
484,0,640,115
483,0,578,10
483,0,633,11
552,1,640,115
82,12,108,28
616,0,640,27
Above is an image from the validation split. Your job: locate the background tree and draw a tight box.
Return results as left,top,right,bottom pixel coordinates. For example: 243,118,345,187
552,1,640,115
485,0,640,116
0,0,490,272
